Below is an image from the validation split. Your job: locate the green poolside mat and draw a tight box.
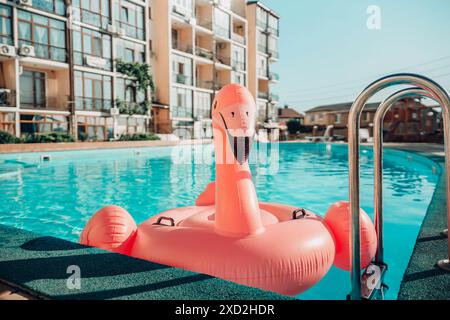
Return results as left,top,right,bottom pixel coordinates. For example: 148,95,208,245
0,225,290,300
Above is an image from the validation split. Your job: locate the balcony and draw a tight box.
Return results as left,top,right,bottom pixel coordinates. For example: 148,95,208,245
268,49,279,60
258,68,268,78
21,95,70,112
19,41,68,63
172,4,193,20
214,25,230,39
258,44,268,54
74,7,110,29
215,55,230,66
270,93,280,102
267,26,279,37
196,18,213,31
75,97,113,112
172,42,193,55
0,90,15,108
258,92,269,100
269,72,280,82
231,32,245,45
195,47,213,60
172,73,192,86
197,80,214,90
33,0,66,16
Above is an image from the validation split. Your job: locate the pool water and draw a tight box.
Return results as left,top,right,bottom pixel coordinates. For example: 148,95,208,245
0,143,439,300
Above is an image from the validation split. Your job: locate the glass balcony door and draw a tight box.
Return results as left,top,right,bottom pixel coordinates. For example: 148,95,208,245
20,70,46,109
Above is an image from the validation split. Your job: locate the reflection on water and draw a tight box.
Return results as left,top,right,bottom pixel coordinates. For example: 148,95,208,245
0,143,439,300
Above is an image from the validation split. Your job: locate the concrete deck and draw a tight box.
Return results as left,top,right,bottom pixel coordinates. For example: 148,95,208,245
385,144,450,300
0,225,290,300
0,139,212,154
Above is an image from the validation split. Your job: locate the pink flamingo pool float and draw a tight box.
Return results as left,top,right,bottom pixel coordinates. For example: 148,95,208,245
80,84,377,295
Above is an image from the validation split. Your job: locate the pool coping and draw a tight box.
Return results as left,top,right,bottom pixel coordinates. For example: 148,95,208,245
384,144,450,300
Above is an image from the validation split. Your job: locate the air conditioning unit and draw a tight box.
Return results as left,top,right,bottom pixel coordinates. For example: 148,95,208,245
110,107,120,116
0,44,16,57
19,45,35,57
17,0,32,6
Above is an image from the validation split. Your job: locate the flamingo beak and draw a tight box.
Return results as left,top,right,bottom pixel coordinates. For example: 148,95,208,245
226,130,254,165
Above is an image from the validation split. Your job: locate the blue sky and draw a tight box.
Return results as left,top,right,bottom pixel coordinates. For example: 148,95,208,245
263,0,450,111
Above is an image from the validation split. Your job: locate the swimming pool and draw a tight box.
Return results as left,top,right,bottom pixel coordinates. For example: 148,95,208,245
0,143,439,300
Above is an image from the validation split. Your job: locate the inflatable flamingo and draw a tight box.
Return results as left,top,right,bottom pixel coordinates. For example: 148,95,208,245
80,84,377,296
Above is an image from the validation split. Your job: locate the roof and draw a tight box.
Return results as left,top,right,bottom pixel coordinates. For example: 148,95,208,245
305,102,381,113
246,1,280,18
278,107,304,119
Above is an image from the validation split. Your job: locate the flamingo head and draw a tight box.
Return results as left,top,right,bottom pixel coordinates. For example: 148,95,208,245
212,84,256,165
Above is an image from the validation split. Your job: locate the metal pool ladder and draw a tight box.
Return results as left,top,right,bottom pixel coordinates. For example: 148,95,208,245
347,73,450,300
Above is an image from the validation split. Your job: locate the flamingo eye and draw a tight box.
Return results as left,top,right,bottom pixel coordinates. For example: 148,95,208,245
231,112,235,117
246,112,249,116
213,101,218,110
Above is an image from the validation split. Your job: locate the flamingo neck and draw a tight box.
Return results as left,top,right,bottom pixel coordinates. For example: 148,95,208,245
213,127,264,237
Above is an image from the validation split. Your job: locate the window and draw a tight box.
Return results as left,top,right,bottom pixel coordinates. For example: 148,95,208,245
171,87,192,118
335,113,342,124
268,35,278,56
411,112,418,120
232,45,245,70
256,7,268,29
33,0,66,16
20,114,68,136
73,27,112,70
116,39,145,63
194,92,211,119
0,4,12,45
20,71,46,109
18,11,67,62
257,55,267,76
257,30,267,53
172,54,192,85
0,112,15,135
116,77,145,105
232,71,245,86
72,0,110,29
75,71,112,112
114,1,145,40
77,116,112,141
118,116,146,134
268,14,279,36
214,9,230,38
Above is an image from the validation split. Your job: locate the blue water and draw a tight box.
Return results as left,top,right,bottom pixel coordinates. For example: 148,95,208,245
0,143,439,300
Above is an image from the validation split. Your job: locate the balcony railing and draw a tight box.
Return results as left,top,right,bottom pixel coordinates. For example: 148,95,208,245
33,0,66,16
270,93,280,102
19,41,67,63
267,26,279,37
231,32,245,45
268,49,279,59
172,73,192,86
196,17,213,30
197,80,214,90
269,72,280,81
214,25,230,39
75,97,113,112
258,92,269,100
0,35,13,46
215,55,230,66
258,68,268,78
21,95,70,111
75,7,111,29
258,44,268,54
0,90,16,107
256,19,267,30
195,47,213,60
232,60,246,71
172,42,193,54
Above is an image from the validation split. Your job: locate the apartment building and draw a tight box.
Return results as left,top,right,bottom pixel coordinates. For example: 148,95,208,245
152,0,249,139
246,1,279,130
0,0,152,140
0,0,280,141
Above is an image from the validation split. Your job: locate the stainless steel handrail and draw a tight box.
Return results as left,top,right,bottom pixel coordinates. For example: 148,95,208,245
348,73,450,300
373,87,438,264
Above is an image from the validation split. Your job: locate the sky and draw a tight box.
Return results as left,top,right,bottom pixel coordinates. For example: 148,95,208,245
263,0,450,112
